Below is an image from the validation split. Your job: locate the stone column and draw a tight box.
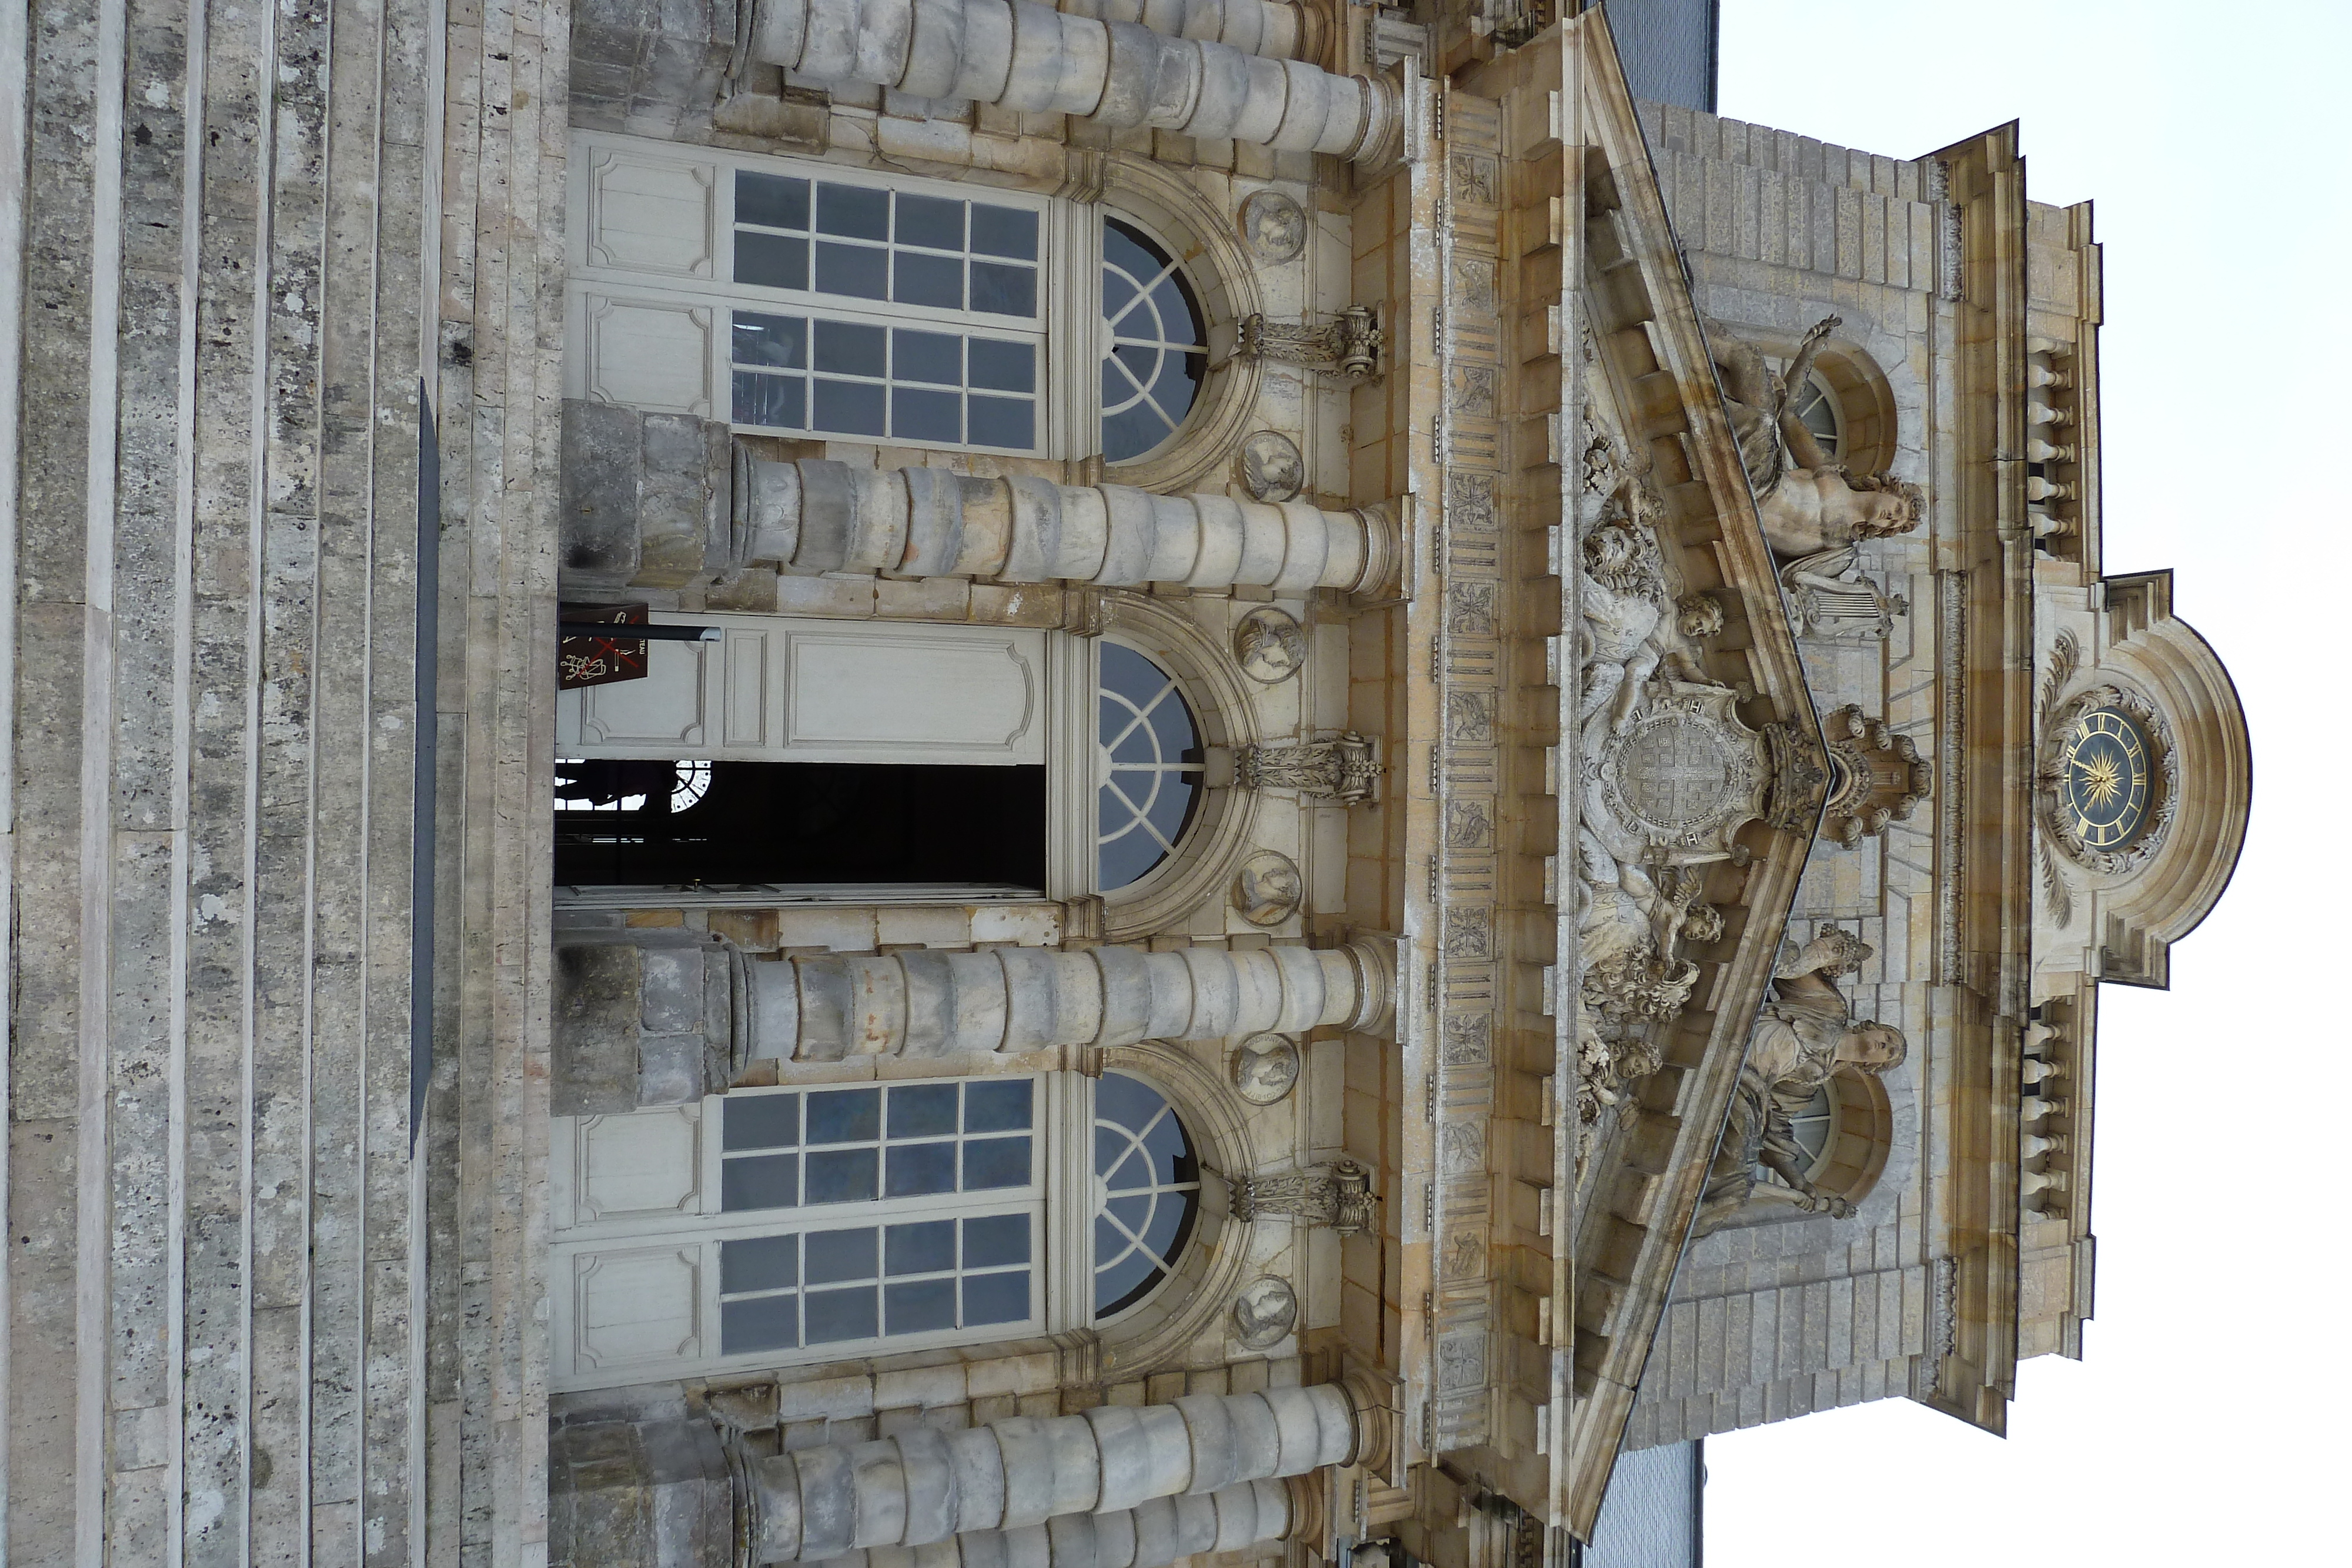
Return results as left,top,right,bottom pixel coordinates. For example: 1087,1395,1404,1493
753,938,1394,1061
796,1476,1302,1568
743,1384,1359,1563
1056,0,1304,59
746,0,1399,161
736,456,1400,596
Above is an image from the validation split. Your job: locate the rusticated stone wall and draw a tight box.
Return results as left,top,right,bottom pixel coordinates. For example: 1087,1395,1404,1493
0,0,566,1560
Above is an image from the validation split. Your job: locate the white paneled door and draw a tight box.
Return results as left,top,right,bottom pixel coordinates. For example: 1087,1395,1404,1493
556,613,1047,767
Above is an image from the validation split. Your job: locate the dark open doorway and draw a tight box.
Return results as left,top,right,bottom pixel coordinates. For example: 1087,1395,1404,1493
555,759,1047,890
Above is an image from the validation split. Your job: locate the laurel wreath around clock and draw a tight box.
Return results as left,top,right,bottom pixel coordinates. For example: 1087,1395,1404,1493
2038,684,2177,875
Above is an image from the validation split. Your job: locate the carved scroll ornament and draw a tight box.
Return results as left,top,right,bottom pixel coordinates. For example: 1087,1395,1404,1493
1234,305,1383,380
1235,732,1381,805
1231,1159,1375,1236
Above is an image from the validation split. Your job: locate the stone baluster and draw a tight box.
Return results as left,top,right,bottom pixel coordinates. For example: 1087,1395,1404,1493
742,1384,1364,1563
746,0,1399,162
735,456,1400,596
1057,0,1305,59
794,1476,1301,1568
751,938,1394,1061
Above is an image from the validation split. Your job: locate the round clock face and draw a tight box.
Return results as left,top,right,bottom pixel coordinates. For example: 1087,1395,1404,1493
2056,706,2152,850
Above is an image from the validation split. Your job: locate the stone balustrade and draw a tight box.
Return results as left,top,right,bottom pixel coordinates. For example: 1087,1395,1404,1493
756,938,1394,1061
736,456,1399,596
743,1385,1358,1562
746,0,1398,161
791,1477,1297,1568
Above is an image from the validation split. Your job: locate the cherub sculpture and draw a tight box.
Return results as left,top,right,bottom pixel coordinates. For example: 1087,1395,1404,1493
1709,315,1926,557
1692,928,1908,1234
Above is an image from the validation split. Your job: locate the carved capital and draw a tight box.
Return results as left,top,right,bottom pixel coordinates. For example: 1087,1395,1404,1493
1234,732,1382,805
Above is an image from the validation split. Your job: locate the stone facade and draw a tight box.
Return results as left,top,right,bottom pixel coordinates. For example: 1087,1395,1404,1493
0,6,2249,1568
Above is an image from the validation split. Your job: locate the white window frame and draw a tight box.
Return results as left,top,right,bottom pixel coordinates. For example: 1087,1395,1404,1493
566,129,1100,460
551,1071,1094,1391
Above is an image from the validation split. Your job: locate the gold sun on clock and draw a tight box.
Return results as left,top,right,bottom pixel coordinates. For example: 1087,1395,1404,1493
2055,705,2151,850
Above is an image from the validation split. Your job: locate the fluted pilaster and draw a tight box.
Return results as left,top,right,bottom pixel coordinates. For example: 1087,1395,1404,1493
751,939,1394,1061
747,0,1398,161
743,1385,1358,1562
736,456,1400,596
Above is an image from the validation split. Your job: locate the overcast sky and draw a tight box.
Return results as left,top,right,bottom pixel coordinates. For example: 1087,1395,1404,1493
1699,2,2347,1560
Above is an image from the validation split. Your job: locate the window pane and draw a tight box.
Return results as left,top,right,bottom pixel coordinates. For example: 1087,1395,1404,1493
806,1087,879,1144
888,1083,959,1138
816,182,888,240
733,371,804,430
970,204,1038,260
884,1219,956,1276
724,1093,799,1152
892,329,963,388
963,1213,1030,1268
966,338,1034,394
892,250,964,310
734,232,808,290
962,1135,1031,1191
736,171,810,232
804,1146,879,1204
813,380,887,436
1094,1069,1160,1131
969,261,1036,318
964,1078,1033,1134
1102,403,1170,464
804,1286,878,1343
895,193,965,250
814,240,889,299
963,1270,1030,1327
885,1279,957,1335
965,395,1034,453
721,1234,799,1294
812,320,887,377
721,1295,799,1354
733,312,808,368
803,1226,878,1285
1141,1106,1195,1183
890,387,961,445
885,1140,957,1198
720,1153,800,1213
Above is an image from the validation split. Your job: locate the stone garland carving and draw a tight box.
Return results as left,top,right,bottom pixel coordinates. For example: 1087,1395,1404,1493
1234,305,1383,381
1235,733,1381,806
2037,684,2179,876
1231,1159,1375,1236
2037,628,2081,720
1819,704,1932,847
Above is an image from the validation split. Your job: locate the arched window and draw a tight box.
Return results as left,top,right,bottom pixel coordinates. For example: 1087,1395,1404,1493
547,1070,1207,1388
1752,1070,1895,1218
1097,642,1205,893
1092,1072,1201,1318
1790,370,1841,460
1783,1084,1835,1174
1099,217,1208,463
